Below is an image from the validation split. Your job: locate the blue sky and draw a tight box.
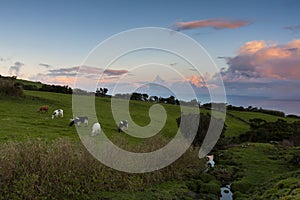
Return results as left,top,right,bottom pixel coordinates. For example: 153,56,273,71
1,0,300,114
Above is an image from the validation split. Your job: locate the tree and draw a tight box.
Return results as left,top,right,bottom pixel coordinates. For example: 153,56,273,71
249,118,266,129
130,92,142,101
142,93,149,101
95,87,108,97
169,95,175,104
176,113,226,149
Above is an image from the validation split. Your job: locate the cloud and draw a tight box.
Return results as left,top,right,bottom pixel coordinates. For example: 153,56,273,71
31,65,128,89
39,63,51,68
47,66,105,77
174,18,252,31
185,75,218,88
284,25,300,34
47,66,79,77
9,61,24,76
221,39,300,81
218,39,300,103
103,69,128,76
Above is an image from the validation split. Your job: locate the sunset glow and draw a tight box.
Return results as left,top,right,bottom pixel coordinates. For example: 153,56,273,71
0,0,299,114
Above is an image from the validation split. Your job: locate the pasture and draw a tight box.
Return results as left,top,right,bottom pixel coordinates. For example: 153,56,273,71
1,90,299,199
1,90,295,142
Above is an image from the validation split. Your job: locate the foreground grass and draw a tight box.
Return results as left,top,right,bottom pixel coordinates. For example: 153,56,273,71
0,138,208,199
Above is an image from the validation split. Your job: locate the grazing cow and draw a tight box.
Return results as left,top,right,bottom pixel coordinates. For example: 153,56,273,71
206,155,215,168
69,116,88,126
38,105,48,113
52,109,63,119
118,120,128,133
91,122,101,136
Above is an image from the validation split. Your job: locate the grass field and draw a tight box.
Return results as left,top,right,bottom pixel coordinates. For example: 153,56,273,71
1,90,299,199
0,91,75,141
1,90,294,141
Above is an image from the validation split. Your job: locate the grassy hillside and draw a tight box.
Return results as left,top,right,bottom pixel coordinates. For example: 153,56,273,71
0,90,184,142
223,110,299,138
228,110,298,123
1,90,299,199
15,78,44,89
0,90,75,141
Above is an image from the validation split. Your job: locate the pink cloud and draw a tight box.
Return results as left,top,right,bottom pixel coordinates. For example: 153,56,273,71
185,75,218,88
223,39,300,81
175,18,251,31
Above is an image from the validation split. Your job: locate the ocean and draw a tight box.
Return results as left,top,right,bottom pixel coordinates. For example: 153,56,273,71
198,95,300,116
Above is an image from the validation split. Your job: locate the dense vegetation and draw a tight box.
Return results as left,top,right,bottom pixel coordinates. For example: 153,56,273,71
1,75,72,94
239,119,300,145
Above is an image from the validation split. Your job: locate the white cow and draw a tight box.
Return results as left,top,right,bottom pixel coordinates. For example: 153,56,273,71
206,155,215,168
118,120,128,132
52,109,63,119
69,116,88,126
91,122,101,136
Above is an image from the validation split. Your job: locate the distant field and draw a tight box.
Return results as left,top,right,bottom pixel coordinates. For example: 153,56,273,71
228,110,298,123
223,110,300,138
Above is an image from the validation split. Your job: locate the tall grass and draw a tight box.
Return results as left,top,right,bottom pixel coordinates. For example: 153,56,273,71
0,138,205,199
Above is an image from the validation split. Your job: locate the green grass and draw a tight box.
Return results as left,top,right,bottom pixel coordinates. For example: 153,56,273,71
217,143,300,199
15,78,44,88
223,110,300,138
0,91,75,141
224,114,249,137
0,90,184,143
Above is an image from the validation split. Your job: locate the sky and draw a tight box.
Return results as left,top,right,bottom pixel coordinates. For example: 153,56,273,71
0,0,300,114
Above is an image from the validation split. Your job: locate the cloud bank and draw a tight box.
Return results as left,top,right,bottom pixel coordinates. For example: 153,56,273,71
219,39,300,100
222,39,300,81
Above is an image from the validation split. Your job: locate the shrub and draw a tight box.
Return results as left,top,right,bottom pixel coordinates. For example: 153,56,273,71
0,77,23,97
176,113,227,149
231,180,252,193
199,181,221,195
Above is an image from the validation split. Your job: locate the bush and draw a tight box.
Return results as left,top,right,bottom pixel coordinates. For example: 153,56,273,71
0,77,23,97
233,191,249,199
199,181,221,195
176,113,227,149
231,180,252,193
199,173,216,183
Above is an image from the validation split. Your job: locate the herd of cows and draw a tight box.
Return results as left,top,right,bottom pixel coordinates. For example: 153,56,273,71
38,105,128,136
